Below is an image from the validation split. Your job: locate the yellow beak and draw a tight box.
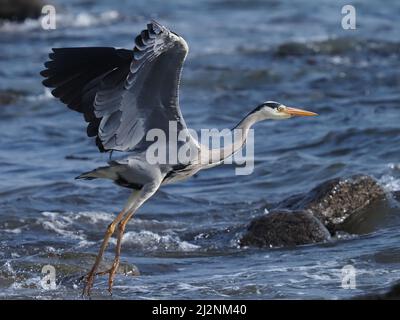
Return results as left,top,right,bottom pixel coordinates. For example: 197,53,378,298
284,107,318,117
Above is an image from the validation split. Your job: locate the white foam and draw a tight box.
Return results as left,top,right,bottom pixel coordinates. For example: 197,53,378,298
76,239,96,248
379,175,400,192
39,210,125,243
113,230,200,252
330,55,351,65
73,211,114,223
2,260,15,275
67,10,119,28
41,220,83,240
41,210,114,224
40,211,84,241
3,228,21,234
0,10,120,32
73,211,166,228
388,163,400,171
38,211,196,252
10,276,43,290
177,283,210,291
26,88,53,102
0,18,39,32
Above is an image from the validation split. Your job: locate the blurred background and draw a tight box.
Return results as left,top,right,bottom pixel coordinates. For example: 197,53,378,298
0,0,399,299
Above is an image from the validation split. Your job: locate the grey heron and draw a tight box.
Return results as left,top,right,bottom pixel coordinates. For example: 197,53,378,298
41,21,317,296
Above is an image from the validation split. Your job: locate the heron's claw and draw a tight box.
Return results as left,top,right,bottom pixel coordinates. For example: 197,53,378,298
81,259,120,296
103,259,120,294
81,270,96,297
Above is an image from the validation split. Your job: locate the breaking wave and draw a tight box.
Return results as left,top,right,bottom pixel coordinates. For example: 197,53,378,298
379,175,400,192
111,230,200,252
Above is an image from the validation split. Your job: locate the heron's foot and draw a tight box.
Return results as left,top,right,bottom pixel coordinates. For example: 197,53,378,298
107,257,120,294
81,262,119,296
82,267,97,297
81,259,104,296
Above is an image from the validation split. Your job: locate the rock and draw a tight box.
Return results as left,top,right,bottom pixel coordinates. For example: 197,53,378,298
278,175,385,233
239,175,385,248
240,211,331,248
275,42,313,57
59,261,140,289
0,89,25,105
356,282,400,300
44,251,140,289
0,0,44,22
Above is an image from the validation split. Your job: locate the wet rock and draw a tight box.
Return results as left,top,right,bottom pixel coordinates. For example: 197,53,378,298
45,251,140,289
65,155,91,161
357,282,400,300
275,42,313,57
240,175,386,248
100,260,140,277
275,38,365,57
278,175,385,233
60,263,139,289
0,0,44,22
240,211,331,248
0,89,26,105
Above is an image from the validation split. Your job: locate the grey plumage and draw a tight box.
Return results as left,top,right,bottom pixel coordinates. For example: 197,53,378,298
40,21,317,295
41,21,194,154
41,47,132,152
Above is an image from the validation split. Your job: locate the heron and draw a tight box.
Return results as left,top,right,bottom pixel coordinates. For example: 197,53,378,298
41,21,317,296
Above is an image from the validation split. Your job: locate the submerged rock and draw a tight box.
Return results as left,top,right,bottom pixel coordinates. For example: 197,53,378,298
278,175,385,233
0,89,26,105
356,282,400,300
45,251,140,289
0,0,44,22
240,211,330,248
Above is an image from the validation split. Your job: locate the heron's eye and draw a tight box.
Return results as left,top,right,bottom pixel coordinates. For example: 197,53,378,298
277,106,284,112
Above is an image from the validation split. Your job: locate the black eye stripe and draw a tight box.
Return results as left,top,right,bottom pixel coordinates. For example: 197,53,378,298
263,101,281,109
254,101,281,113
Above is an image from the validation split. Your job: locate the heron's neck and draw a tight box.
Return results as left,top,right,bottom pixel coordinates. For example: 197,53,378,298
207,111,262,164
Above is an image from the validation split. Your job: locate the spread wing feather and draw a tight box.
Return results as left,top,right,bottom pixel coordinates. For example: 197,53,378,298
41,21,195,154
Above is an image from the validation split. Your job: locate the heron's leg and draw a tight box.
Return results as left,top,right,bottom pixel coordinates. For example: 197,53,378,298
105,218,127,292
106,183,160,293
82,190,139,296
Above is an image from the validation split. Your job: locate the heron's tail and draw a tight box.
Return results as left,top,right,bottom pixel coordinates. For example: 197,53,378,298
75,165,118,180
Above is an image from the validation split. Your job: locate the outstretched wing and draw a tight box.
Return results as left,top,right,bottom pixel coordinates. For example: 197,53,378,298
41,47,132,152
94,21,191,152
41,21,195,154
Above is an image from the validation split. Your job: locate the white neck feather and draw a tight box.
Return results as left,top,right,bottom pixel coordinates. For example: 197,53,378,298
202,110,265,165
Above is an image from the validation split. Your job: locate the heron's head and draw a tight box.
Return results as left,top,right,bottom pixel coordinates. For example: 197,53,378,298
254,101,318,120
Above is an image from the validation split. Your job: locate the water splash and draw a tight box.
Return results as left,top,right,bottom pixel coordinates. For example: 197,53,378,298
111,230,200,252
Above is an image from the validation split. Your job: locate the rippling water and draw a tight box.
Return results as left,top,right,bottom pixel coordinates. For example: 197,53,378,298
0,0,400,299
